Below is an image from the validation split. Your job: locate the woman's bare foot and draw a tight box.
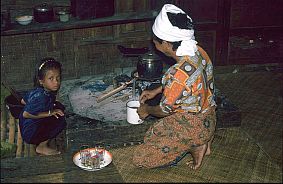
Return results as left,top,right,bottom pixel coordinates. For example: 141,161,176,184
36,140,61,156
205,135,214,156
205,146,211,156
186,143,207,170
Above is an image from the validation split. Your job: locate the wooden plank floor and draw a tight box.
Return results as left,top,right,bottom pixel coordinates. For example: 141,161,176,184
1,63,282,183
1,152,124,183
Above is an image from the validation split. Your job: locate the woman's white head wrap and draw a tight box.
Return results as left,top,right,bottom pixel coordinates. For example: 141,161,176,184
152,4,198,56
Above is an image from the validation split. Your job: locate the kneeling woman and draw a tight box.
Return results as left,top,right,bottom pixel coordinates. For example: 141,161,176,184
133,4,217,170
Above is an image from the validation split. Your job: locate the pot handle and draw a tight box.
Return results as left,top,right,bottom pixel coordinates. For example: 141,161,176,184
131,70,138,78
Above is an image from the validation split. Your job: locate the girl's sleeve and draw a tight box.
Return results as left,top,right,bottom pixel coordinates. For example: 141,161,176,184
24,92,46,115
22,91,30,103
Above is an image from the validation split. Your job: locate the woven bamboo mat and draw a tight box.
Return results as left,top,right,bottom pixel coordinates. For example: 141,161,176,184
215,71,283,167
109,128,282,183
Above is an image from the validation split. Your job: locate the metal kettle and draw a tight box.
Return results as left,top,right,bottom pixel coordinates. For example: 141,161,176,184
33,3,54,23
137,52,163,80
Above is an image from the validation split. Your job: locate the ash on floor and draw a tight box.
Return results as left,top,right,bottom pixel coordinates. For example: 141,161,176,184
69,79,134,122
59,68,139,123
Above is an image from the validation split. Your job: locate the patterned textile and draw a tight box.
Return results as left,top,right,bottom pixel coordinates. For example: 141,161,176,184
132,46,217,168
160,46,216,114
132,107,216,168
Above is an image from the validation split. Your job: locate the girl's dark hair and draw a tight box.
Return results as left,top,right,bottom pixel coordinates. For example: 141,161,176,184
33,57,62,87
153,12,194,51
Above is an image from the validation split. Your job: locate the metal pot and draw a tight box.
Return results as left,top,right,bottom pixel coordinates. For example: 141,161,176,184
137,52,163,80
33,3,54,23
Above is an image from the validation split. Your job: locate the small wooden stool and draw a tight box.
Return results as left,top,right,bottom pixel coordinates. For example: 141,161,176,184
1,104,66,158
1,106,36,158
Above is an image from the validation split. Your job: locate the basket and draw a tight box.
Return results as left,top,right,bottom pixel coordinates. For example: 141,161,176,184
5,95,24,119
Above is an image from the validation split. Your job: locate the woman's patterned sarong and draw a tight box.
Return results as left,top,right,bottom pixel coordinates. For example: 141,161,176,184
133,107,216,168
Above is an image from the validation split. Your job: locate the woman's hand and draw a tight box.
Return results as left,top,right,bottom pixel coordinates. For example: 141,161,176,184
50,109,65,119
140,86,163,104
137,103,169,119
137,104,150,119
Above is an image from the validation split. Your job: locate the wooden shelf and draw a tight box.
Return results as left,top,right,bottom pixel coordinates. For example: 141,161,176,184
1,10,157,36
229,26,283,35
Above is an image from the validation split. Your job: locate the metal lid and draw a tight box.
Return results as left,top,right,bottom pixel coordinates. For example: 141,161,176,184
140,52,161,62
34,3,53,12
57,11,69,15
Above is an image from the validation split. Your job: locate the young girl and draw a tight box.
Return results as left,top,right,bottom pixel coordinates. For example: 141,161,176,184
19,57,66,155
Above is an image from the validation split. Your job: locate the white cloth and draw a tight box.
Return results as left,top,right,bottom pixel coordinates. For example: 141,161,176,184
152,4,198,56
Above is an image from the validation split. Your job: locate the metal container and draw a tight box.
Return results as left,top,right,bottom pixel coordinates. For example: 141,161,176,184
33,3,54,23
126,100,144,124
137,52,163,80
57,10,70,22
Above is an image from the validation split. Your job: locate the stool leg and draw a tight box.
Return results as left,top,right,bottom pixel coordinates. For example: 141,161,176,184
29,144,37,156
8,113,37,158
8,112,16,144
1,107,8,141
24,143,29,157
16,123,23,158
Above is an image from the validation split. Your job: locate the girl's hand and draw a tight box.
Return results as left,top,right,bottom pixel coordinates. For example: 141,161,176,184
21,98,26,105
137,104,150,119
50,109,64,119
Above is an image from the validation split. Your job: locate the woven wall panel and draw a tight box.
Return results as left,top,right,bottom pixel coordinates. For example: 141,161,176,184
115,22,151,41
1,27,124,89
115,0,150,13
1,0,155,90
1,23,152,91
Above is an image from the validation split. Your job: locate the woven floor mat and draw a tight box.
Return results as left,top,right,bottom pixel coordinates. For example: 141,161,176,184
110,128,282,183
215,71,283,168
240,112,282,167
215,71,282,98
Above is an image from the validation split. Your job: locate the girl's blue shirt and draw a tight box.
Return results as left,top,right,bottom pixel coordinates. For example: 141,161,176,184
19,87,56,142
22,87,55,116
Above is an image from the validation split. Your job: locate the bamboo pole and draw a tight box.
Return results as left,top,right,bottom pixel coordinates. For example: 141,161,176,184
1,104,8,141
16,123,23,158
24,143,29,157
29,144,36,156
8,112,16,144
96,79,134,103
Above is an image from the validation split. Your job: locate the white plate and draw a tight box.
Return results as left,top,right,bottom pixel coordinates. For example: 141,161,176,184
73,148,112,171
